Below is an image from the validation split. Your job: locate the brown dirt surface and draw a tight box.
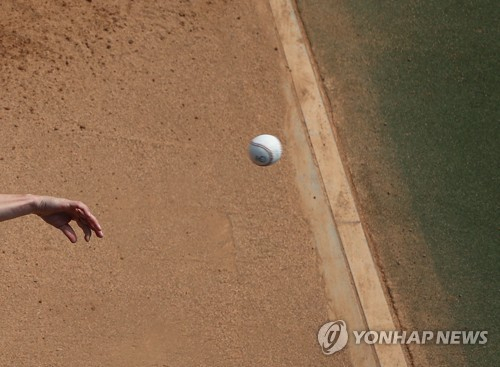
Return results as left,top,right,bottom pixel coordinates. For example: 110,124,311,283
0,1,350,366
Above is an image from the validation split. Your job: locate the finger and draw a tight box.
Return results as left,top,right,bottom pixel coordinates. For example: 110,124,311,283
72,202,101,230
58,223,77,243
76,219,92,242
72,203,104,236
76,211,104,238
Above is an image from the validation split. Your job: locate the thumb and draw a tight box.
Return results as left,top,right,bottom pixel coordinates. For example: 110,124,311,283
59,223,77,243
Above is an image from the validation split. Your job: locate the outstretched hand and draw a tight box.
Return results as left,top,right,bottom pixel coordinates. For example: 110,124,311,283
33,196,104,243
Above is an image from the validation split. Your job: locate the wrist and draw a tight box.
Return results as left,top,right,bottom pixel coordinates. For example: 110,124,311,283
25,194,40,215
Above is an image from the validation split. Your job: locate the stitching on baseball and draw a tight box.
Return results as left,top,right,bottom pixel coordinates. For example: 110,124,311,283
250,142,274,165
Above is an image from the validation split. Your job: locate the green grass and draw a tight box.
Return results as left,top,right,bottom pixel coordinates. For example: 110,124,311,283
297,1,499,365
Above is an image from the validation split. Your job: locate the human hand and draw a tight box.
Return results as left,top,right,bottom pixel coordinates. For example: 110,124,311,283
33,196,104,243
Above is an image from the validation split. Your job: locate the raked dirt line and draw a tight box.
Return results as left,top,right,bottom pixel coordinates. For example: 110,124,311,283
268,1,409,366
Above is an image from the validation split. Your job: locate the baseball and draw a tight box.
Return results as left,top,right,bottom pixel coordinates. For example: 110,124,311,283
248,134,282,166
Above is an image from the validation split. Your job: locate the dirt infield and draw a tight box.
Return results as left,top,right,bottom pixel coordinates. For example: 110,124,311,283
0,1,354,366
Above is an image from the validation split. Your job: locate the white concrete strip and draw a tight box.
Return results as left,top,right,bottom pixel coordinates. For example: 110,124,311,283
283,61,379,367
268,1,409,366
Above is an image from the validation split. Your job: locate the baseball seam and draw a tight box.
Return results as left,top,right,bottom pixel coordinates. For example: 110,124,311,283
250,141,274,166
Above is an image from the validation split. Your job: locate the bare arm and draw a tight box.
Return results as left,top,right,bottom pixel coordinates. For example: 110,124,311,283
0,194,37,222
0,194,104,243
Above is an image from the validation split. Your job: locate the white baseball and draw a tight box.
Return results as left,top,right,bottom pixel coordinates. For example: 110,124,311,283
248,134,282,166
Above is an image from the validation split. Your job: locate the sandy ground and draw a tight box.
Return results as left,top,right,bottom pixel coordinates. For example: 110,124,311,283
0,1,354,366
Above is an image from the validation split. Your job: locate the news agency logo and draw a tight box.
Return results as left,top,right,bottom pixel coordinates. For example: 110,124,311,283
317,320,349,355
318,320,488,355
352,330,488,345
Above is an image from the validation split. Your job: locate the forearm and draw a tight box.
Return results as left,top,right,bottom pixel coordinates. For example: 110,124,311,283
0,194,38,222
